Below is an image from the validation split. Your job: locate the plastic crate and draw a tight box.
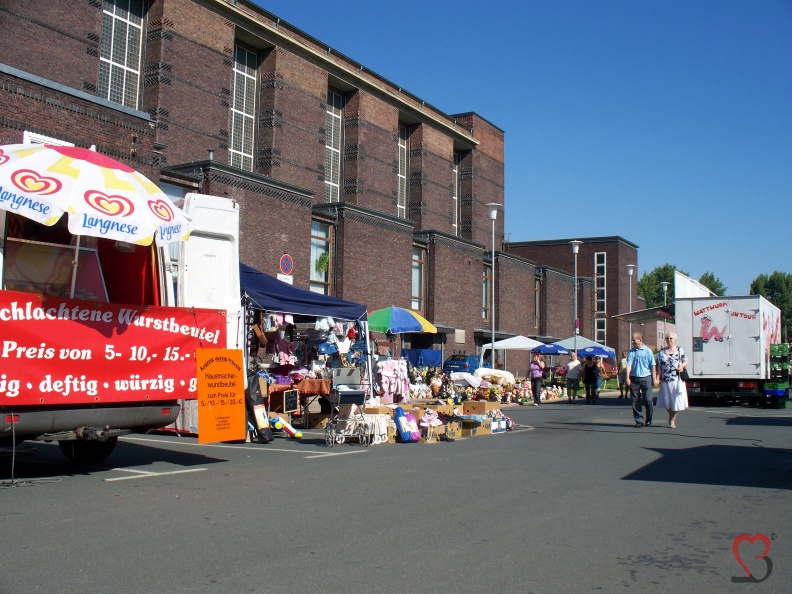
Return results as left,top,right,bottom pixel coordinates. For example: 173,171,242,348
767,396,789,409
764,381,789,391
763,389,787,397
770,343,789,357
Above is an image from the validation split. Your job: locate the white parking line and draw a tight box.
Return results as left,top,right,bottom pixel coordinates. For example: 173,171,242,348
104,468,207,482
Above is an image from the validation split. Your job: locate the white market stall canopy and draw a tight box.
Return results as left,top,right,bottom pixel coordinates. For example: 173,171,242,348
481,335,544,351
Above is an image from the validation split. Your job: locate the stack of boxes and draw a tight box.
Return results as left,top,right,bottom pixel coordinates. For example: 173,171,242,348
765,344,790,408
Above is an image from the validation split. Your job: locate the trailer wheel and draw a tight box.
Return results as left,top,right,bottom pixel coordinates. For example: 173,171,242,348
58,437,118,464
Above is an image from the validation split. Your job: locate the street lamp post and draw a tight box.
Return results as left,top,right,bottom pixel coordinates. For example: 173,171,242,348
570,240,582,354
486,203,501,367
661,281,670,343
626,264,636,344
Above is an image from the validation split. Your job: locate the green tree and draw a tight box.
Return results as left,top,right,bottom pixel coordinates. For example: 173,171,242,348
750,272,792,339
637,264,688,308
698,271,727,296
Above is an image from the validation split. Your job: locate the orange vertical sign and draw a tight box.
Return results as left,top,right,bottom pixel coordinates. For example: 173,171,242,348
195,349,246,444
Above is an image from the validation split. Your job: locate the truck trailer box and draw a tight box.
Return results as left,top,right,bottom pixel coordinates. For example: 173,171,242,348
675,295,782,379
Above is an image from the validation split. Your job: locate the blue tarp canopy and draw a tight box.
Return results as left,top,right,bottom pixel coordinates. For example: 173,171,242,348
401,348,443,367
240,264,367,321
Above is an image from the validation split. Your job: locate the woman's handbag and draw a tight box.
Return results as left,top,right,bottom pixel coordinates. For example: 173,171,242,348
677,347,689,381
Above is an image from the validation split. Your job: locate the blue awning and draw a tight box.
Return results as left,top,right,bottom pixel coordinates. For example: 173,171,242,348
240,264,367,321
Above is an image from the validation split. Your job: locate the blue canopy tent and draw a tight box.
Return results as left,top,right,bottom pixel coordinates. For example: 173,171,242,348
239,264,373,398
240,263,367,320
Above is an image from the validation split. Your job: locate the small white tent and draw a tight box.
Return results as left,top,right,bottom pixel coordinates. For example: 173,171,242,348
479,335,544,366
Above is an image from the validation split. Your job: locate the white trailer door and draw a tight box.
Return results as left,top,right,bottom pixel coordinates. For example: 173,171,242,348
727,298,763,377
690,299,732,375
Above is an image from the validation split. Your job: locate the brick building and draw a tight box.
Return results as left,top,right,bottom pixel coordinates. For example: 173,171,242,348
0,0,643,375
506,237,639,357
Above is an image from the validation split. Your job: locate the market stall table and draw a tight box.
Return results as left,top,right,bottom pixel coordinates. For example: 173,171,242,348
295,378,332,426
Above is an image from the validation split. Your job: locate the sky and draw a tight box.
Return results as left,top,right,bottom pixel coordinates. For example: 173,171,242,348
252,0,792,295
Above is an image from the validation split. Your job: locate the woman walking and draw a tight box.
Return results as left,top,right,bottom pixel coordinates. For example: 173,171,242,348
656,333,688,428
582,355,602,404
528,353,546,406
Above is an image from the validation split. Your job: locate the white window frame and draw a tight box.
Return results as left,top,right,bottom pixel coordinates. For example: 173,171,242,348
309,220,332,295
482,264,491,321
324,90,343,202
594,251,606,313
451,152,461,236
23,132,74,146
397,125,408,218
99,0,144,109
595,317,607,345
411,246,426,313
229,45,257,172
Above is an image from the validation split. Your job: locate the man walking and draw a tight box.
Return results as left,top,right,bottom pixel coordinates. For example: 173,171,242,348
625,332,658,427
565,351,582,403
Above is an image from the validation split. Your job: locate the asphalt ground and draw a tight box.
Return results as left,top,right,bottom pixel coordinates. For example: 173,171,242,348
2,391,791,593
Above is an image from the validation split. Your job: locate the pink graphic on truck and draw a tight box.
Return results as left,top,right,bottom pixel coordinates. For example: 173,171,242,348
700,315,726,343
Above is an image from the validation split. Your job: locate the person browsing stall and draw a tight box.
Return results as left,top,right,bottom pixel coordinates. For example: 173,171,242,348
528,353,546,406
617,351,628,398
626,332,658,427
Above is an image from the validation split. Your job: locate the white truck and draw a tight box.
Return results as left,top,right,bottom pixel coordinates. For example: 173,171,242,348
675,295,784,405
0,193,242,462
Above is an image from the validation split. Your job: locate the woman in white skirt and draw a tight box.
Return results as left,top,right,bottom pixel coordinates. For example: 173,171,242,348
655,333,688,428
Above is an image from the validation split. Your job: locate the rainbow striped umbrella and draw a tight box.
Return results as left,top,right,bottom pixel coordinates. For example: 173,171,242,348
367,306,437,334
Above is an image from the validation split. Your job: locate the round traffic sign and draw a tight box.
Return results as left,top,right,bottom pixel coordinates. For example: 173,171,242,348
279,254,293,275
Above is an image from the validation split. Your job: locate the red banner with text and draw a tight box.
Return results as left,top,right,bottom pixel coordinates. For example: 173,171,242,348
0,291,227,406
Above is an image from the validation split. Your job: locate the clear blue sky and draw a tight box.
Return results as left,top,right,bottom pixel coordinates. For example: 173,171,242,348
253,0,792,295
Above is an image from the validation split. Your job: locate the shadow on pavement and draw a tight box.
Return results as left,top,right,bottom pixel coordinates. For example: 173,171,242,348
623,444,792,490
722,416,792,428
0,439,227,482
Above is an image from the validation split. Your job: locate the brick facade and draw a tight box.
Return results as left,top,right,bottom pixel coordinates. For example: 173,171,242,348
0,0,643,376
508,237,638,356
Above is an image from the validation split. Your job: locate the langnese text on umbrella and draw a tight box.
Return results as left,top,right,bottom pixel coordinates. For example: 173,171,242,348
0,186,51,215
80,212,138,235
158,223,184,242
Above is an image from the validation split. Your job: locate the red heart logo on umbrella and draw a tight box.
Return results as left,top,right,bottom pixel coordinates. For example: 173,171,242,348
10,169,63,196
0,149,10,166
84,190,135,217
147,199,174,222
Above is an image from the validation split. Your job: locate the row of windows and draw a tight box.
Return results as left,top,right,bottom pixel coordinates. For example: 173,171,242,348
94,3,609,342
95,3,467,231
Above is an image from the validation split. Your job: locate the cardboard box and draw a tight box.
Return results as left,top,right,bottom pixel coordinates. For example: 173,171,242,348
387,425,397,444
422,403,454,415
303,413,331,429
420,425,439,443
461,419,492,436
363,406,393,416
445,420,461,439
463,401,501,416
